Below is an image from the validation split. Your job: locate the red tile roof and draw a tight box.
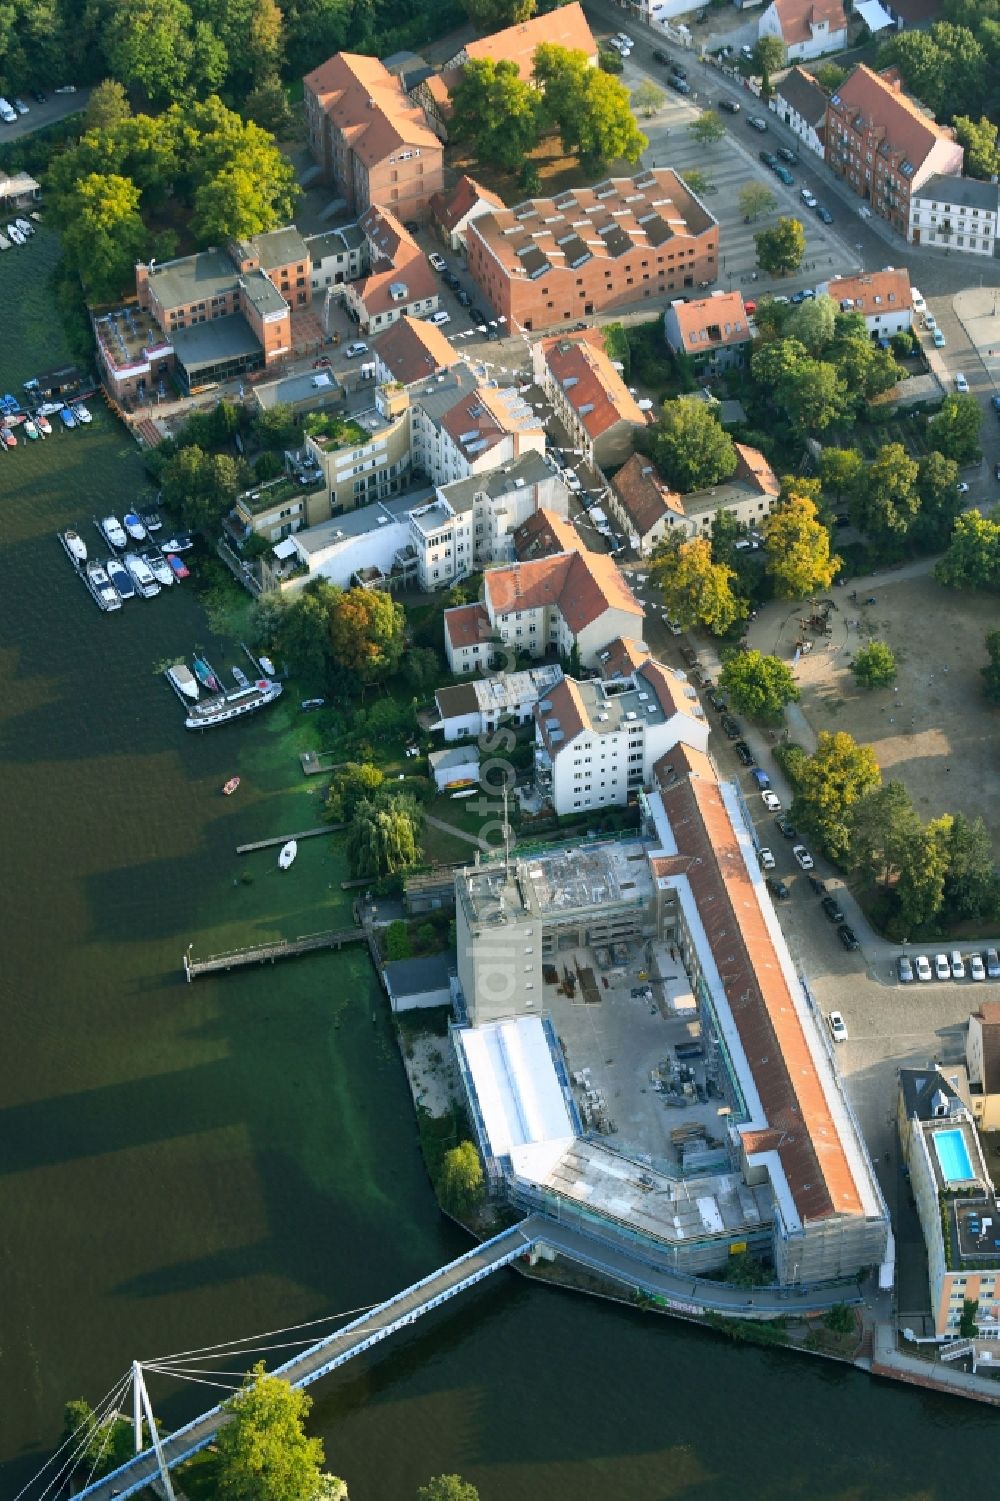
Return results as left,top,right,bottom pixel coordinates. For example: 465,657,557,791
825,267,912,316
610,454,684,538
372,315,460,385
733,443,779,498
599,636,651,680
832,64,956,174
485,549,643,635
460,1,598,83
666,291,751,353
444,601,491,650
355,206,437,316
541,331,645,439
514,508,581,561
431,174,505,236
651,745,864,1224
770,0,846,47
304,52,441,165
440,383,544,459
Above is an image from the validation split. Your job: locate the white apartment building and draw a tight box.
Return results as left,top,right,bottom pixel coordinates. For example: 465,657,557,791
769,66,828,158
534,660,708,814
909,174,1000,258
433,664,564,742
758,0,846,62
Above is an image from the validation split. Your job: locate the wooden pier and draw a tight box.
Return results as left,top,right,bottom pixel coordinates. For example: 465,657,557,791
184,925,369,980
236,824,343,855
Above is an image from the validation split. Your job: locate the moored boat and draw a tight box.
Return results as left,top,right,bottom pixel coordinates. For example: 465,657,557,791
144,552,173,588
258,654,276,677
193,656,221,693
63,530,87,565
71,402,92,425
183,678,282,730
1,426,17,447
166,664,200,701
35,413,52,435
140,508,162,533
22,418,39,439
160,532,194,554
278,840,298,870
106,557,135,600
124,552,160,598
167,554,190,580
232,667,249,689
124,512,147,542
100,515,127,550
59,406,76,429
222,777,241,796
85,560,122,611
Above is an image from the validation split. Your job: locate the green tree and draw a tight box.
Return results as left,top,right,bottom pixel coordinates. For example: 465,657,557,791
763,492,841,597
215,1364,326,1501
689,109,725,144
631,79,666,117
824,1303,855,1336
851,640,897,688
654,396,737,492
719,649,799,722
790,730,882,860
960,1298,980,1338
680,169,714,197
61,172,149,302
738,181,776,221
895,816,951,932
750,336,807,392
570,67,647,168
649,537,747,636
814,62,847,91
192,125,299,242
84,79,132,132
245,75,294,133
941,812,998,921
983,629,1000,701
788,293,837,354
880,21,986,119
850,442,919,540
437,1140,484,1216
325,761,384,822
846,781,920,888
462,0,535,29
754,216,806,275
935,507,1000,591
275,581,336,683
819,446,864,503
753,35,786,74
347,797,420,877
61,1399,134,1482
450,58,540,170
927,391,982,465
779,358,847,437
954,114,1000,178
913,450,962,548
832,336,900,407
417,1477,480,1501
385,920,412,961
327,588,406,682
105,0,196,106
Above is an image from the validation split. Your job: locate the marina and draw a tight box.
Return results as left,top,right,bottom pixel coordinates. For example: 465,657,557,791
163,653,283,730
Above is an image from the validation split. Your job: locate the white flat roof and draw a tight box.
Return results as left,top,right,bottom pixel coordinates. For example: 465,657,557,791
457,1016,575,1166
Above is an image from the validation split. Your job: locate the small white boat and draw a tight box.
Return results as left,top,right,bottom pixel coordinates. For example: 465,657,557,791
7,224,24,246
35,414,51,435
86,560,122,611
278,841,298,870
124,552,160,598
144,551,173,587
64,530,87,565
100,515,127,550
232,667,249,689
167,664,200,701
124,511,147,541
258,655,276,677
14,217,32,237
71,402,92,425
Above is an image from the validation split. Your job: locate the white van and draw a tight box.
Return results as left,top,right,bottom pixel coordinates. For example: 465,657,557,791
0,98,17,123
428,309,451,326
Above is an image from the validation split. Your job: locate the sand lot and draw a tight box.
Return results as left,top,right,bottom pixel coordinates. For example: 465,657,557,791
750,572,1000,853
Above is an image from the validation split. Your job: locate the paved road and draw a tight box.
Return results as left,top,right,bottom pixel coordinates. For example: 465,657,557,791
0,87,90,140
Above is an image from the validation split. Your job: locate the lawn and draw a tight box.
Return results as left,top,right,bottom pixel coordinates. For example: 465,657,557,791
446,133,638,205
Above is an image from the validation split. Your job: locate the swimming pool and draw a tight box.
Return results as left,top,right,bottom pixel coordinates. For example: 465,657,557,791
933,1127,974,1184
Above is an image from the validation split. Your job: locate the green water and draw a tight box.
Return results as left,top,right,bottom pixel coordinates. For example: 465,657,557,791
2,232,999,1501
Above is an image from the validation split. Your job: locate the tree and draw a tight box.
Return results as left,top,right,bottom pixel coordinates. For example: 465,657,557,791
327,588,406,682
680,169,714,197
273,581,336,683
105,0,196,106
941,812,998,921
649,537,747,636
879,22,986,120
689,109,725,144
325,762,384,822
191,122,299,242
654,396,737,492
983,630,1000,702
819,447,864,503
246,76,294,133
954,114,1000,178
385,920,412,961
824,1303,855,1336
84,79,132,132
850,443,919,541
832,336,900,407
753,35,786,74
814,62,847,91
913,450,962,548
719,649,799,722
790,730,881,860
788,293,837,354
313,1478,349,1501
895,817,950,931
451,58,540,170
61,172,149,302
347,798,420,877
935,507,1000,591
847,782,920,888
417,1477,480,1501
61,1399,133,1482
567,68,647,168
754,216,806,275
462,0,535,28
738,181,776,221
960,1298,980,1339
215,1364,326,1501
632,79,665,117
750,336,807,393
779,358,847,437
852,640,897,688
437,1141,484,1216
927,392,982,465
763,493,840,597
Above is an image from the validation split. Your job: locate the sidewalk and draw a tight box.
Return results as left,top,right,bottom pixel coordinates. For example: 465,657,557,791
872,1322,1000,1406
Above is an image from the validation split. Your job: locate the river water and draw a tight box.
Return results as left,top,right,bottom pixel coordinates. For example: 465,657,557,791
2,234,997,1501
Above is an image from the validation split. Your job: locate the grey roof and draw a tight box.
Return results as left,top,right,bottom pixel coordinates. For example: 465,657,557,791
240,269,288,318
245,226,310,269
774,67,828,128
435,682,481,718
913,174,1000,213
171,314,262,372
383,952,454,1000
682,477,761,519
306,225,366,259
899,1066,963,1122
255,368,344,411
293,487,435,554
437,451,556,510
382,49,427,74
428,745,481,770
146,249,237,310
405,364,478,424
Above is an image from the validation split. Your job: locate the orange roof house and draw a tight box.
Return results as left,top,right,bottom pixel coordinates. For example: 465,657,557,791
533,330,646,465
663,291,752,367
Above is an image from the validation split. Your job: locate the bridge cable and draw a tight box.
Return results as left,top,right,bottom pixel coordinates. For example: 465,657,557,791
145,1302,380,1366
148,1324,379,1369
141,1363,245,1394
15,1369,132,1501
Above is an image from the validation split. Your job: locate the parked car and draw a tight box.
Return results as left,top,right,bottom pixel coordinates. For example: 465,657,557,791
747,115,768,132
761,790,782,812
774,166,794,186
721,714,741,739
457,290,472,307
955,372,969,393
750,767,771,790
443,272,461,291
821,895,845,923
428,252,447,272
312,356,331,368
12,97,28,114
828,1010,848,1042
759,150,777,168
808,874,826,895
671,63,688,79
653,48,670,64
934,952,951,981
775,815,796,839
758,846,776,870
994,462,1000,481
988,947,1000,979
734,740,754,766
970,952,986,982
950,950,966,980
767,877,790,900
915,954,933,981
428,309,451,326
718,98,741,113
777,146,799,165
403,220,420,234
924,313,938,331
344,340,369,358
668,75,692,93
800,188,817,208
815,205,833,224
838,924,860,951
933,328,946,348
897,955,914,984
792,844,814,870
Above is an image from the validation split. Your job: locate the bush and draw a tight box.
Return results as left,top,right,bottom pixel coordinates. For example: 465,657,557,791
385,920,411,961
599,47,624,73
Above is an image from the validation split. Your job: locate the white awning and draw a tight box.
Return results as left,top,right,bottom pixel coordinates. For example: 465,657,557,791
273,537,298,560
856,0,894,31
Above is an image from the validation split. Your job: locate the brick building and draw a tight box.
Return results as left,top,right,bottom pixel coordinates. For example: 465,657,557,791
824,65,963,237
304,52,444,222
466,170,718,333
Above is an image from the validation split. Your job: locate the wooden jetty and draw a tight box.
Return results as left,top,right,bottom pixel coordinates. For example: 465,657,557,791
236,824,343,855
184,925,369,980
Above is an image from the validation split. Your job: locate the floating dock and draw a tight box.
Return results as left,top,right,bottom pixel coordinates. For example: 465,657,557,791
236,825,343,855
184,926,369,980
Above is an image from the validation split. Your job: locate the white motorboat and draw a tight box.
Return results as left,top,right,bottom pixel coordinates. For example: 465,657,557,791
71,402,92,425
232,667,249,689
183,678,282,730
100,515,127,550
7,224,24,246
258,655,276,676
124,511,147,541
37,401,63,417
106,557,135,600
14,217,32,237
85,560,122,611
144,551,173,588
166,664,200,702
278,840,298,870
63,530,87,565
123,552,160,598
